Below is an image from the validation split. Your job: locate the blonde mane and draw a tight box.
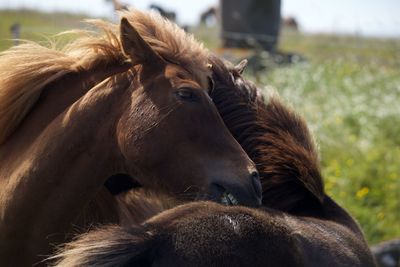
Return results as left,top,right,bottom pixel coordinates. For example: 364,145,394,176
0,9,210,144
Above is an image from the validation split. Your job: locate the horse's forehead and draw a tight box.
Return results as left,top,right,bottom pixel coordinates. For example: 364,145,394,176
164,64,208,89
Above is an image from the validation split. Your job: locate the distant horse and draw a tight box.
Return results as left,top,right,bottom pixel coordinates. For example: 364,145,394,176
0,10,262,266
110,0,128,11
200,6,217,26
282,16,299,31
51,57,377,266
149,4,176,22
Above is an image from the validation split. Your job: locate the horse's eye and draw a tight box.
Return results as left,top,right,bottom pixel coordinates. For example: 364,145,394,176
175,88,199,101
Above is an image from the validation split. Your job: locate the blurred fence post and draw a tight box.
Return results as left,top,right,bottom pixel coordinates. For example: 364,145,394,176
10,23,21,46
220,0,281,52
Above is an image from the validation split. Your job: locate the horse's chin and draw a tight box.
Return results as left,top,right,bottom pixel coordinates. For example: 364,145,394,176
104,174,142,195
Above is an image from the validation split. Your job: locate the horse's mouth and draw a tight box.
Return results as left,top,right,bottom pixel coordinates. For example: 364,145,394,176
104,174,240,206
220,191,239,206
210,183,240,206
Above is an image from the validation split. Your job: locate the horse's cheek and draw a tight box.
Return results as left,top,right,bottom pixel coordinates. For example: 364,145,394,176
115,103,158,165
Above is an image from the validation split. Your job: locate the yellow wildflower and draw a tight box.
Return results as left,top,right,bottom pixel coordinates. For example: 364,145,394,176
356,187,370,199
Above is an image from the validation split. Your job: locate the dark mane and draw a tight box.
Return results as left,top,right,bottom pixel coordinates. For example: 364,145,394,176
210,56,324,214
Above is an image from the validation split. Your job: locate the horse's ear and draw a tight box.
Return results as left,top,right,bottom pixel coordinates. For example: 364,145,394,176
120,18,165,69
234,59,248,74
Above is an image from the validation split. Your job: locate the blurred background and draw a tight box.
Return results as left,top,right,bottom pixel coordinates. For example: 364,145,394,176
1,0,399,263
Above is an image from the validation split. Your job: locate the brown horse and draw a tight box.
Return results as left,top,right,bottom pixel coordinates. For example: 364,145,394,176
0,10,262,266
51,57,377,266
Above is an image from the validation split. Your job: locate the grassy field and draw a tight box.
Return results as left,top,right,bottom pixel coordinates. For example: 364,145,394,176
1,10,399,245
262,32,400,244
0,9,87,51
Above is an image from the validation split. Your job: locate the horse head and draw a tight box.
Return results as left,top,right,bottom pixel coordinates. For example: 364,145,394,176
114,17,262,207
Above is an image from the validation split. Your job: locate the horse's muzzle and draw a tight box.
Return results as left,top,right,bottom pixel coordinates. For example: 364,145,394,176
209,171,262,207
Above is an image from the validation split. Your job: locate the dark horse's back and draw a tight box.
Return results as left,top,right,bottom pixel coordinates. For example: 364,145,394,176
51,201,376,267
146,202,375,267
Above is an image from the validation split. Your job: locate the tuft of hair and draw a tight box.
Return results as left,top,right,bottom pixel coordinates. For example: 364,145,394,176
210,56,324,214
49,225,153,267
0,9,209,144
119,9,210,77
117,188,182,225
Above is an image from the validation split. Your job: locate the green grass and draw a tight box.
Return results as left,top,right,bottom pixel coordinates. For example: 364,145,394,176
0,9,87,51
1,10,399,245
257,32,400,244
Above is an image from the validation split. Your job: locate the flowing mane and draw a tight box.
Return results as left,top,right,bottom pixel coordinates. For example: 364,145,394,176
210,56,324,213
0,9,209,144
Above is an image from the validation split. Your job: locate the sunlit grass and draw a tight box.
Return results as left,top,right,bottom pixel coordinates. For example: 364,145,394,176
0,10,87,51
255,32,400,244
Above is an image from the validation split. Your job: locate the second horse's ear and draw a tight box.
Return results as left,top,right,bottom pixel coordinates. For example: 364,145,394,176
120,18,165,70
234,59,248,75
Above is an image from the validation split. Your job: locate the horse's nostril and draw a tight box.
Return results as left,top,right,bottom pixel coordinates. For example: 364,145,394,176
251,171,262,198
209,172,262,206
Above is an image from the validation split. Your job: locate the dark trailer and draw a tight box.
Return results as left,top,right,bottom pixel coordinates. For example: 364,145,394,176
220,0,281,52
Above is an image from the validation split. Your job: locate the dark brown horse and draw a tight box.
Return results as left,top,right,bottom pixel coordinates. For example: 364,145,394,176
51,57,377,266
0,11,262,266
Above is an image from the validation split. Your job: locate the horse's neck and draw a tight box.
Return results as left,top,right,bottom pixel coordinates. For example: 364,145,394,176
0,65,128,159
0,70,130,264
74,186,120,229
